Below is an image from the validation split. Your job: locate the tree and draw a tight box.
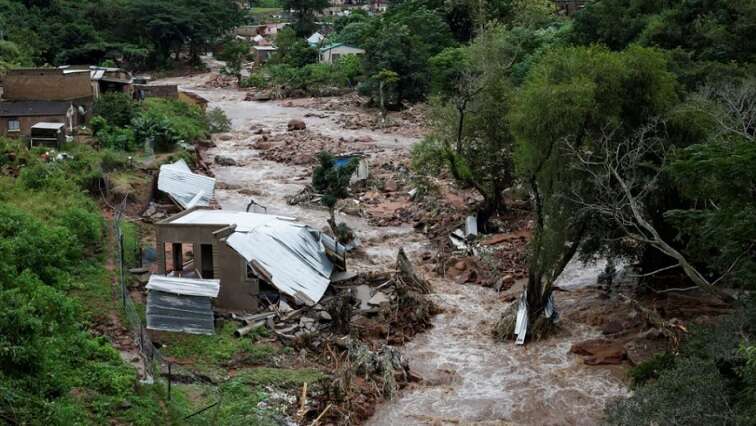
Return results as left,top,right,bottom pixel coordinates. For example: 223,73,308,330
271,27,318,67
416,24,566,228
371,69,399,124
361,7,456,104
280,0,329,37
666,79,756,289
312,151,358,239
507,45,679,341
219,39,249,85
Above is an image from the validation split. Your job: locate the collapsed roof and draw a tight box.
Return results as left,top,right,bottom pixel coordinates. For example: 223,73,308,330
168,209,344,306
158,159,216,209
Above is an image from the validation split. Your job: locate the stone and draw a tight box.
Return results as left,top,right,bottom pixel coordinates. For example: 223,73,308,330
214,155,237,166
287,119,306,131
383,179,398,192
218,134,233,141
454,260,467,271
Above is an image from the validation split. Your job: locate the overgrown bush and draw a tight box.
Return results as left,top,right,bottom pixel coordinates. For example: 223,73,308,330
133,99,208,151
93,92,136,128
606,299,756,425
206,107,232,133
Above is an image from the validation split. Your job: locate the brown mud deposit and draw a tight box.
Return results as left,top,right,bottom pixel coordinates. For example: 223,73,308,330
154,70,629,425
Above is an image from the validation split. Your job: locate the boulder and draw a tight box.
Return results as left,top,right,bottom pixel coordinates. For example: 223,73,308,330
214,155,237,166
287,119,306,131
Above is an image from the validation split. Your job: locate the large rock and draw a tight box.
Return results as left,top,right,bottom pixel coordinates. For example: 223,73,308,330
214,155,238,166
287,119,306,131
570,338,627,365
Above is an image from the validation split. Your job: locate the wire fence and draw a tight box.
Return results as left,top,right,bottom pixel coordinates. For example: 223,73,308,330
112,204,168,390
111,204,223,420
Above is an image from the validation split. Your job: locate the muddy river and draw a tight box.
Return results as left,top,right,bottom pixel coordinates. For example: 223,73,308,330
156,72,628,425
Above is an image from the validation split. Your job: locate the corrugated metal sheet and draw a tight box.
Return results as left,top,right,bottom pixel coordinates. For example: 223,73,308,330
90,69,105,80
227,221,333,306
169,209,336,306
146,291,215,335
146,275,220,298
31,122,65,130
158,160,216,209
514,290,528,345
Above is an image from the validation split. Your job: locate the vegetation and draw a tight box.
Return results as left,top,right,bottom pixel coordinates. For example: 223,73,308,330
0,0,243,69
312,151,358,240
607,299,756,424
0,139,172,425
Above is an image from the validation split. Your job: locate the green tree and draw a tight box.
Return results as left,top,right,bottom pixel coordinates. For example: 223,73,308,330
271,27,318,67
361,6,455,104
219,38,250,84
508,45,678,340
93,92,136,128
312,151,358,237
280,0,329,37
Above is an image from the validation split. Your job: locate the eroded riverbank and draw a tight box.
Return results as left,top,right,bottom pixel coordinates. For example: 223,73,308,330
155,72,628,424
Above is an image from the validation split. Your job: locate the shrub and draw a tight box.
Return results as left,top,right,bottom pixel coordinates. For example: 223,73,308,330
133,99,208,151
93,92,136,128
206,107,231,133
606,358,734,425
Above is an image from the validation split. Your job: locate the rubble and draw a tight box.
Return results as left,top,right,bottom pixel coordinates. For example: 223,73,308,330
287,119,306,131
214,155,238,166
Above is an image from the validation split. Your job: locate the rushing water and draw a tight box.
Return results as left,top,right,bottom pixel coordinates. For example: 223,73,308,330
156,73,628,424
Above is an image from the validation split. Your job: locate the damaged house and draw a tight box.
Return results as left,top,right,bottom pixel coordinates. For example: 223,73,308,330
153,207,346,315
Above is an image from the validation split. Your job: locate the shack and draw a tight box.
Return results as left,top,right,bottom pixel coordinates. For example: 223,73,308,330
319,43,365,64
253,46,278,65
155,207,346,313
30,122,66,149
0,101,75,139
146,275,220,335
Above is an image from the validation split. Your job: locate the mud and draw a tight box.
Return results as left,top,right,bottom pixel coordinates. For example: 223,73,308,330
154,68,628,425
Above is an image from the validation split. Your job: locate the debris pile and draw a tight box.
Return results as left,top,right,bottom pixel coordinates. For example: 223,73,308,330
253,248,437,346
199,73,236,88
254,129,376,165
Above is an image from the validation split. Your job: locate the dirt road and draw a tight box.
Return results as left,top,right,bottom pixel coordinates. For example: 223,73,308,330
155,72,627,425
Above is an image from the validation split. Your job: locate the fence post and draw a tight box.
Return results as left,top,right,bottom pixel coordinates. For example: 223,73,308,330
119,231,126,308
167,363,172,401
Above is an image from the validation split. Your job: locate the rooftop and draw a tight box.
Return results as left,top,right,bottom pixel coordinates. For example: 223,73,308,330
0,101,71,117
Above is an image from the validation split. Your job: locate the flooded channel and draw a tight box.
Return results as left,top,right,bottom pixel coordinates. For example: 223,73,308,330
157,73,628,424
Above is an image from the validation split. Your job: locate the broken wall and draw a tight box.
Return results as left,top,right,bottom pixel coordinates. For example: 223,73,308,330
156,222,260,312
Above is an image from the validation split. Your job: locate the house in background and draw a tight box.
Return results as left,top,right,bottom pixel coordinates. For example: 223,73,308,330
319,43,365,64
0,100,76,140
307,32,325,47
253,45,278,65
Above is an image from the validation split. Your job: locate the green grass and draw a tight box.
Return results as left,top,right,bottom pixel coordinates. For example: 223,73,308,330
158,322,278,375
250,7,282,16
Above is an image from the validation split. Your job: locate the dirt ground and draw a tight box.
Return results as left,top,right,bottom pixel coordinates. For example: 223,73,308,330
151,69,640,425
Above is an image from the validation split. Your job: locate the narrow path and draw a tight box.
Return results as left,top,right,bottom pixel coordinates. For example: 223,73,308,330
156,73,628,424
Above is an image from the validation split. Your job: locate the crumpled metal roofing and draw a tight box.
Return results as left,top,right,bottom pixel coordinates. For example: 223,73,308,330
146,275,220,298
158,160,216,209
169,209,336,306
146,291,215,335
